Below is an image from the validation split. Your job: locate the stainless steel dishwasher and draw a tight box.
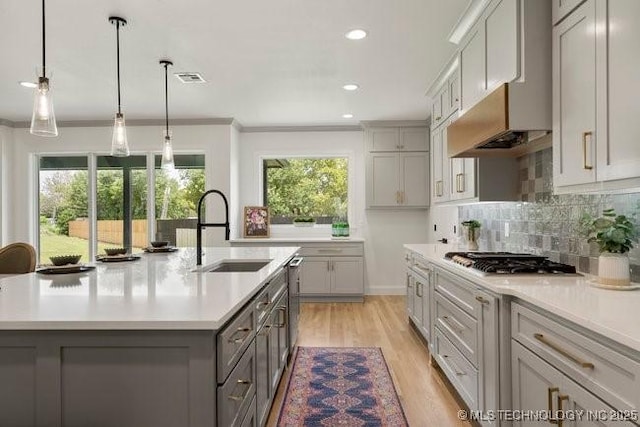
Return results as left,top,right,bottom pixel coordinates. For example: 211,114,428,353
287,256,303,354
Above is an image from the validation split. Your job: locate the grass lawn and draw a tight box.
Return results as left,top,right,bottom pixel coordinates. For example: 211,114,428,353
39,233,141,264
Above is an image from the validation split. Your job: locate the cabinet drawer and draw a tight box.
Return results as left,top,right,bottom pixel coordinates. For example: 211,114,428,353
299,244,363,257
218,341,256,427
217,302,256,383
254,271,287,327
240,396,257,427
434,328,479,411
435,268,477,318
435,292,478,367
512,302,640,412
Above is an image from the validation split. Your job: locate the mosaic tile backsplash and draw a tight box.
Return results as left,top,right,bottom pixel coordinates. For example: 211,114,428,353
458,148,640,282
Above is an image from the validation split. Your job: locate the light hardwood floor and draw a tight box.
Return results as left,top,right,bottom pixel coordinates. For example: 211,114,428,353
267,296,471,426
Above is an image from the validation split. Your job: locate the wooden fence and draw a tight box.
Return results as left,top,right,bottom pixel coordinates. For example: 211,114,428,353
69,219,149,248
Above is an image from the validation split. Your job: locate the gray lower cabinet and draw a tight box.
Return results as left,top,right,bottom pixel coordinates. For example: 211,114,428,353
511,301,640,426
0,268,291,427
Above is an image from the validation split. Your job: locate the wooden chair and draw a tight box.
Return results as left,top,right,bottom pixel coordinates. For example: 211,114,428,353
0,242,36,274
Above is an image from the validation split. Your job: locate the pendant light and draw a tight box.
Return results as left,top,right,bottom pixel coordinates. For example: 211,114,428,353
30,0,58,137
109,16,129,157
160,60,175,170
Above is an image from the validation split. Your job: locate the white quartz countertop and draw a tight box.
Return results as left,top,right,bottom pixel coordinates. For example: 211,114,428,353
0,246,299,331
231,237,364,243
405,243,640,353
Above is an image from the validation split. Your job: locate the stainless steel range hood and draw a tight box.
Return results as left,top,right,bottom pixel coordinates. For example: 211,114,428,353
447,83,551,158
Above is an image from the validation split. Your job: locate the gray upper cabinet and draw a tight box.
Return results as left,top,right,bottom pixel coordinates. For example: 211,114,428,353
553,0,640,192
365,126,430,209
459,27,486,113
484,0,519,93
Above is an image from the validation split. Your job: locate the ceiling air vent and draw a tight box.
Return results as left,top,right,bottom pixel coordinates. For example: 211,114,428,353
174,72,206,84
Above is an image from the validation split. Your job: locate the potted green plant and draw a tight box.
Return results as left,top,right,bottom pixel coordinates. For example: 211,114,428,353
292,216,316,227
461,220,481,251
583,208,638,286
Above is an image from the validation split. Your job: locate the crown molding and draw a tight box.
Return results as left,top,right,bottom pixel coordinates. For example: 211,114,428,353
425,53,459,98
12,118,236,129
240,125,363,133
360,120,428,129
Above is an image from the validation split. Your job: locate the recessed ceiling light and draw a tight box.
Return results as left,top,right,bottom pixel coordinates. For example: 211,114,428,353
343,84,360,91
345,29,367,40
19,81,38,88
342,113,354,119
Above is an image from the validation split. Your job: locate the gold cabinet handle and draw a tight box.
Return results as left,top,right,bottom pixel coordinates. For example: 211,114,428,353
228,327,252,344
435,116,442,121
548,387,559,424
442,355,466,376
534,333,594,369
416,281,423,297
475,295,489,304
458,173,465,193
557,394,569,427
435,180,443,197
228,379,252,401
582,131,593,170
275,306,287,328
256,300,271,310
414,264,431,275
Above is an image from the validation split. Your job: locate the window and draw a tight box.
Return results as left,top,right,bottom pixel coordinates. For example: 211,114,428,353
263,157,348,224
37,154,205,263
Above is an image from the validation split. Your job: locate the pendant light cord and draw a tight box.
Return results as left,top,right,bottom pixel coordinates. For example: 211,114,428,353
164,62,169,134
116,21,122,115
41,0,46,77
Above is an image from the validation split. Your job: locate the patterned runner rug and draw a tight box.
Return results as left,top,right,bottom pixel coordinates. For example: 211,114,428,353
277,347,408,426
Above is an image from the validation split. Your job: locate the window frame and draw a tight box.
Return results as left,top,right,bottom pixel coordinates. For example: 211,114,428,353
35,151,205,263
257,153,355,229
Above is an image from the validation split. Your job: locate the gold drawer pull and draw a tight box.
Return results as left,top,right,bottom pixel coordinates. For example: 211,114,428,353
557,394,569,427
274,306,287,328
475,295,489,304
582,131,593,170
227,327,252,344
534,333,594,369
228,379,252,401
256,300,271,309
443,355,466,376
548,387,559,424
415,282,423,297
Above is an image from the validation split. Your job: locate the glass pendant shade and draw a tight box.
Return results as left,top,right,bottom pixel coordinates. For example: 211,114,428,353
30,76,58,137
161,131,175,170
111,113,130,157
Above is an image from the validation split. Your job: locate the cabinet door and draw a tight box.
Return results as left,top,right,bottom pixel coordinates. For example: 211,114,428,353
440,84,451,122
418,272,433,343
432,94,443,127
449,74,460,113
331,257,364,294
562,378,636,427
406,271,415,319
431,125,450,204
553,0,597,187
255,326,271,427
400,152,429,207
553,0,586,24
512,341,563,427
275,292,289,371
485,0,519,92
460,28,486,112
369,128,400,151
399,128,428,151
268,309,281,394
476,289,499,426
450,158,476,200
367,153,400,207
300,257,331,294
597,0,640,182
412,273,425,328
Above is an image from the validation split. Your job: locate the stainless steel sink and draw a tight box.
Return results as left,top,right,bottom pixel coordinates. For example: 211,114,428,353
205,260,271,273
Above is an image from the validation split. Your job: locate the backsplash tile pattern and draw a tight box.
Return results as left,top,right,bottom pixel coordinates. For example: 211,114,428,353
459,148,640,282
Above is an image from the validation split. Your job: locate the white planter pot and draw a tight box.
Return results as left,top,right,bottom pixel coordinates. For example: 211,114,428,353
293,222,315,228
598,252,631,286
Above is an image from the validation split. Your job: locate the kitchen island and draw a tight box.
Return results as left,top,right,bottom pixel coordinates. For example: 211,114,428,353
0,245,299,427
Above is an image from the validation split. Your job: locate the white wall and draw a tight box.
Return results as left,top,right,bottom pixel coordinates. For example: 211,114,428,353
427,205,459,244
238,130,429,294
8,123,233,244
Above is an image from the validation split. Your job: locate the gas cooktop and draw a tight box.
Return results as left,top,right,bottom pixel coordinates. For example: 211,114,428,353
444,252,577,275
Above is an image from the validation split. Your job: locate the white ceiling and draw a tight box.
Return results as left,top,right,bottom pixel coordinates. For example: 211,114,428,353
0,0,469,126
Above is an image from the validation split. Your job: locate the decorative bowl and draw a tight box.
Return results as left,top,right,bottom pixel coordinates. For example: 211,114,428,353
104,247,127,256
150,241,169,248
49,255,82,266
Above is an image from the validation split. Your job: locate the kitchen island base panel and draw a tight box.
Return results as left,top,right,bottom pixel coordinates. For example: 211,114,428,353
0,330,216,427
